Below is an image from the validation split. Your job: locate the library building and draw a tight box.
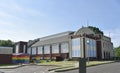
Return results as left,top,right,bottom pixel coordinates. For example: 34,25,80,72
27,27,114,61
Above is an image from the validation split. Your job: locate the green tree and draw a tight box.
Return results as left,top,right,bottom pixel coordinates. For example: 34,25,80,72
88,26,103,35
114,46,120,57
0,40,14,47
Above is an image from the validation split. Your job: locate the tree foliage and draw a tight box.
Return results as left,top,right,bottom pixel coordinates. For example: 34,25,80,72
0,40,14,47
88,26,103,35
114,46,120,57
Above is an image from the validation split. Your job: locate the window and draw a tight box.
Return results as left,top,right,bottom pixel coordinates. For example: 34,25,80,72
86,38,96,57
72,38,81,57
32,47,36,55
23,45,26,53
27,48,31,54
61,43,68,53
52,44,59,53
44,45,50,54
15,44,19,53
86,38,90,57
93,40,96,57
38,46,43,54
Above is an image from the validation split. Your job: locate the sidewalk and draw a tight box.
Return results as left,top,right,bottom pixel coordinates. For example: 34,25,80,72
0,64,25,69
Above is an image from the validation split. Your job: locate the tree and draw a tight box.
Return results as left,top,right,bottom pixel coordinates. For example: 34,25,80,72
114,46,120,58
0,40,14,47
88,26,103,35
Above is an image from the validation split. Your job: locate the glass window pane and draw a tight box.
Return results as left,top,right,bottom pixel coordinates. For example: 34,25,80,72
61,43,68,53
52,44,59,53
86,38,96,58
27,48,31,54
38,46,43,54
44,45,50,54
72,38,81,57
32,47,36,55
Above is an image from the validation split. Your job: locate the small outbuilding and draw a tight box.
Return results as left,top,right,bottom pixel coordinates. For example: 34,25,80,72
0,46,13,64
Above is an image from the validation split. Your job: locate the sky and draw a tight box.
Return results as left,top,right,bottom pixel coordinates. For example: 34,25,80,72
0,0,120,47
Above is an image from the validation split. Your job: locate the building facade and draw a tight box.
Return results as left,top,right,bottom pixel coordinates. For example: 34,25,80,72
27,27,114,60
27,31,72,60
14,41,27,54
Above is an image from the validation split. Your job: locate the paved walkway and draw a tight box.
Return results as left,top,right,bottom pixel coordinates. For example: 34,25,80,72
0,65,54,73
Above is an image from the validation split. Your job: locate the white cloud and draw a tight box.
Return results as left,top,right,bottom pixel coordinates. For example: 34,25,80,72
0,0,46,30
0,0,45,42
24,8,45,16
0,0,45,17
0,27,37,42
0,11,13,18
0,11,26,27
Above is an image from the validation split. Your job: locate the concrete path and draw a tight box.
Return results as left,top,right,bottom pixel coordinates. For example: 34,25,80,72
0,65,54,73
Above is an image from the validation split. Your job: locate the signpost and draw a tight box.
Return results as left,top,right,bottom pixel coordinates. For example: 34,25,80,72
79,58,86,73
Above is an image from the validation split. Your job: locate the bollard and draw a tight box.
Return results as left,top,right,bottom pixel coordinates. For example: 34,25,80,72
79,58,86,73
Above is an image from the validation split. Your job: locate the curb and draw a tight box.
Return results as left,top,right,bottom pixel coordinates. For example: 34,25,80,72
48,66,73,71
87,61,115,67
0,65,27,69
0,64,57,69
55,67,78,72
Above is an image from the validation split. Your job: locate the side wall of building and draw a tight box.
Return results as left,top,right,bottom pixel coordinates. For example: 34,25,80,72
0,54,12,64
101,36,114,59
28,34,71,60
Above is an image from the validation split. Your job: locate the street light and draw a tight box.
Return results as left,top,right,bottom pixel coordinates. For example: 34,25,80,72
87,40,90,64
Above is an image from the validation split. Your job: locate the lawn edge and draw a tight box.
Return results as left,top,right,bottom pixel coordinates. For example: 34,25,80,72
54,61,115,72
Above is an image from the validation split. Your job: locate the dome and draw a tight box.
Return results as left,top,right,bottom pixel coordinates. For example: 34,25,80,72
74,27,95,35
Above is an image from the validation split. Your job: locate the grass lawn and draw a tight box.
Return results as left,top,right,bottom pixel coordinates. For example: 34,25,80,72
39,60,77,66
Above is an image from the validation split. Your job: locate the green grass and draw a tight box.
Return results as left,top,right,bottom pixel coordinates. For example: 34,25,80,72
39,60,77,66
86,61,114,66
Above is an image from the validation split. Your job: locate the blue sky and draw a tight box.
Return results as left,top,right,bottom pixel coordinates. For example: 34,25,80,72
0,0,120,47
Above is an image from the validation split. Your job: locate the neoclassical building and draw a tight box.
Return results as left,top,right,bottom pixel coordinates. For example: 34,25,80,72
27,27,114,60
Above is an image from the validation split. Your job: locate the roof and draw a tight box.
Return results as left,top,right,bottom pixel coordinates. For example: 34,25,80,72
15,41,27,45
0,46,13,49
0,46,13,54
31,31,73,47
39,31,74,41
28,39,39,47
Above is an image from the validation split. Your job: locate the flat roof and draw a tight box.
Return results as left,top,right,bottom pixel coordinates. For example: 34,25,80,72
0,46,13,49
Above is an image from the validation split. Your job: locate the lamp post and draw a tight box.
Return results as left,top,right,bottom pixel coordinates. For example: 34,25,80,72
87,40,90,64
